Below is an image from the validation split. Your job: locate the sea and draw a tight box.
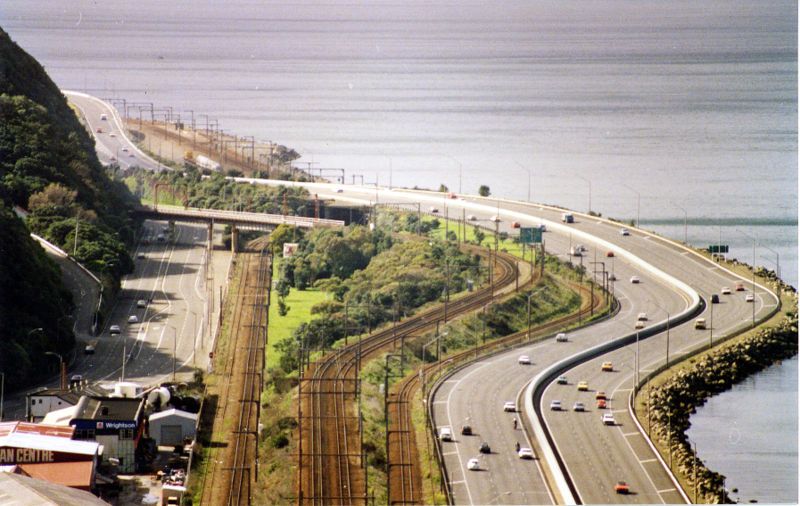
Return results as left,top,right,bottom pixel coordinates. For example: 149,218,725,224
1,0,797,497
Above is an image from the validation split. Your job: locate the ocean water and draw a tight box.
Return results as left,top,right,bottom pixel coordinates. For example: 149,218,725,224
687,356,798,504
1,0,795,287
1,1,797,499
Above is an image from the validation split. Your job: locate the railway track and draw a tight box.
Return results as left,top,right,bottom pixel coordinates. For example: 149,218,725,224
299,247,525,506
198,240,270,505
387,277,611,505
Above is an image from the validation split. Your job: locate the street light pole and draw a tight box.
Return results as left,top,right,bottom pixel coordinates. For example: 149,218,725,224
577,175,592,213
623,184,641,228
672,201,688,244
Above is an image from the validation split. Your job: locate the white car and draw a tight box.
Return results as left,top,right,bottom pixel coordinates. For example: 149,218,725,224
503,401,516,412
573,402,585,412
127,315,139,323
100,113,107,120
518,447,534,459
467,458,480,471
555,333,568,342
70,374,83,383
630,276,640,284
121,147,128,152
109,325,121,334
518,355,531,365
429,207,439,213
137,299,147,308
467,214,477,221
721,287,731,295
556,375,568,384
439,427,453,442
637,312,647,321
608,273,617,281
84,344,95,355
550,400,562,411
602,413,616,425
635,320,646,329
490,215,501,223
137,252,146,259
620,228,630,236
335,188,344,193
109,132,116,137
745,293,755,302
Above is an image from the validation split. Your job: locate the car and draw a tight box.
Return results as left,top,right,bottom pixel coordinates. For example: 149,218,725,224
109,156,117,162
503,401,516,412
109,132,116,137
615,481,630,494
735,282,745,291
595,391,607,400
490,215,501,223
467,214,477,221
518,447,534,459
601,361,613,372
461,425,472,436
608,273,617,281
694,318,706,329
606,250,614,257
84,344,96,355
439,427,453,442
127,315,139,323
596,398,607,409
602,413,615,425
512,221,521,229
550,400,562,411
711,294,720,304
635,320,646,329
467,458,480,471
561,213,574,223
137,299,147,308
570,245,583,256
157,233,166,242
121,146,128,152
70,374,83,383
109,325,121,334
573,402,585,412
518,355,531,365
447,192,458,199
479,442,491,454
538,224,547,232
137,252,146,259
620,228,630,236
100,113,107,120
429,207,439,213
128,153,135,158
630,276,640,284
95,127,103,133
745,293,755,302
335,188,344,193
721,287,731,295
577,381,589,391
556,375,568,385
555,333,568,342
637,312,647,321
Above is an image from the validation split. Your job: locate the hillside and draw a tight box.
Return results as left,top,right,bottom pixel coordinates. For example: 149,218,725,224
0,27,139,390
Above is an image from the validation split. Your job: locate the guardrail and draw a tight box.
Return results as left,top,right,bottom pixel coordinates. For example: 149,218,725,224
137,204,345,228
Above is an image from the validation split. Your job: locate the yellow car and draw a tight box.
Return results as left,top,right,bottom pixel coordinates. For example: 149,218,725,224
577,381,589,391
601,361,613,372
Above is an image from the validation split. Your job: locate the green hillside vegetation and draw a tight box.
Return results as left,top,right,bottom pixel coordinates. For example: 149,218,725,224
0,207,74,391
0,28,140,389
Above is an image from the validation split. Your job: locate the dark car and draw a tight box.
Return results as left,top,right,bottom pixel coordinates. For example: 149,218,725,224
461,425,473,436
711,294,720,304
479,442,491,454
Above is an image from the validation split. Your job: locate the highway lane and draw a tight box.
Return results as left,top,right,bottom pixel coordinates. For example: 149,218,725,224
72,220,210,389
64,91,164,171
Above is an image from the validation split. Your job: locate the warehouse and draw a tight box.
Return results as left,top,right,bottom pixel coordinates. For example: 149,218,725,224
148,409,197,446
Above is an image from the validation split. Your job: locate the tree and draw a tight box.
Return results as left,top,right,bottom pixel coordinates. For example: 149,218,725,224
438,184,449,193
478,185,491,197
27,183,77,217
474,228,486,245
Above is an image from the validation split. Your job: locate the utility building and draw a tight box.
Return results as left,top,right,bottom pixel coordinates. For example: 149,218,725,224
148,409,197,446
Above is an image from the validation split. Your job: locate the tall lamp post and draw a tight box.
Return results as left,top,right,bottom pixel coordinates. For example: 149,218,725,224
514,161,533,202
736,229,759,327
672,201,688,244
648,300,671,367
623,184,641,228
577,175,592,214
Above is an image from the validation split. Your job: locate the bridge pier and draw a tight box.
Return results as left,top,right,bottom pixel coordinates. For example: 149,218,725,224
207,221,214,251
231,225,239,253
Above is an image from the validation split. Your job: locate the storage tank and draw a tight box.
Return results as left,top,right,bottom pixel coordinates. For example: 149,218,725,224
114,381,142,398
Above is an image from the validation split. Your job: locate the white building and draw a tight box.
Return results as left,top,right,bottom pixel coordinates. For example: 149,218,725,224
148,409,197,446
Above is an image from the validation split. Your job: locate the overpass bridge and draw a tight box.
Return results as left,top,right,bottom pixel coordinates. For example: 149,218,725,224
134,204,344,251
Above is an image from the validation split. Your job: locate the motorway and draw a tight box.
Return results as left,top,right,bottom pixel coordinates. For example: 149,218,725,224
67,94,778,503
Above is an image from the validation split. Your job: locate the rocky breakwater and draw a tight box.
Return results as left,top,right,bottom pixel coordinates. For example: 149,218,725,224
645,296,798,503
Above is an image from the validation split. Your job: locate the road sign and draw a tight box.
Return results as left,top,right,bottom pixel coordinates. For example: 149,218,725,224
520,227,542,244
707,244,729,253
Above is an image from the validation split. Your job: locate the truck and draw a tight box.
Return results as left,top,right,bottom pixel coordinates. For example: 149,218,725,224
184,150,221,172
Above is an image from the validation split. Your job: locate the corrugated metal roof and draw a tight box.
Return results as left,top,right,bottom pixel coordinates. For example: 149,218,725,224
148,408,198,422
0,422,74,439
0,433,99,456
0,472,107,505
17,461,95,489
73,396,143,421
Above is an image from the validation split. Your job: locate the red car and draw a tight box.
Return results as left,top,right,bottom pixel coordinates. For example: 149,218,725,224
606,250,614,257
615,481,630,494
596,398,607,409
512,221,521,229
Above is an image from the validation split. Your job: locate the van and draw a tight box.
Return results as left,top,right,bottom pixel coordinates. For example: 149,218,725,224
694,318,706,329
555,333,568,342
561,213,574,223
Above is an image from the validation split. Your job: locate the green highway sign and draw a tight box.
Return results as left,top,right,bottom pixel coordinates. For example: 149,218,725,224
707,244,729,253
520,227,542,244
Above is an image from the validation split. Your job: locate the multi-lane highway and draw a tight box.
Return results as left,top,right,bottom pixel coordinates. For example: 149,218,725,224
67,94,778,503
